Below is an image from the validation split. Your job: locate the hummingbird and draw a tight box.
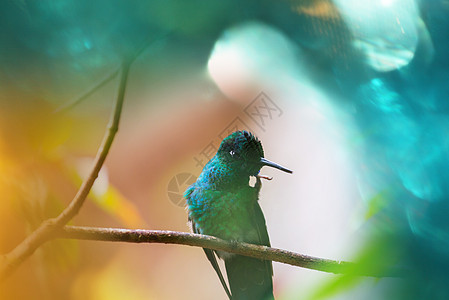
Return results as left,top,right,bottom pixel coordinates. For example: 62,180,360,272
185,130,293,299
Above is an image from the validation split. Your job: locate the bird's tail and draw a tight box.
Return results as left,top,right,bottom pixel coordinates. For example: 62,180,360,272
225,254,274,300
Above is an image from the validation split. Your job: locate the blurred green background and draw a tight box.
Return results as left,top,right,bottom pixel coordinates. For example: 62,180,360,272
1,0,449,299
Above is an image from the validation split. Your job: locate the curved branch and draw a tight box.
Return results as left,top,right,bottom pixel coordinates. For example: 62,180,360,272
0,60,131,282
58,226,404,278
0,35,169,281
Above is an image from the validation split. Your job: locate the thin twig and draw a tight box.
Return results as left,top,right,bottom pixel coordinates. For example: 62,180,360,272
0,60,131,282
55,69,120,113
54,32,170,113
58,226,405,278
0,33,169,281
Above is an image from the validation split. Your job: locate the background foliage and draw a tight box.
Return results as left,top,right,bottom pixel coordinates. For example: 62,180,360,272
1,0,448,299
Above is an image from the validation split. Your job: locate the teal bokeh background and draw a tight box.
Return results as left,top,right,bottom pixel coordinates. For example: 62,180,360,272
1,1,449,299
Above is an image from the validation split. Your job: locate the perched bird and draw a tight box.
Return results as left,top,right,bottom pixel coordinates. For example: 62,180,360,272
185,130,292,299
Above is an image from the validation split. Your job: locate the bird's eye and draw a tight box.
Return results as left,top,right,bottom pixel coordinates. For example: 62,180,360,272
229,150,235,156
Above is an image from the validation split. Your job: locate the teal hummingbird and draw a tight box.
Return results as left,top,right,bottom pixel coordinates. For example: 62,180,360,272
185,130,292,299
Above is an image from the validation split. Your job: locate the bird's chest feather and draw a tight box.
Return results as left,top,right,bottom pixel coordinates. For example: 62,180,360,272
186,183,260,242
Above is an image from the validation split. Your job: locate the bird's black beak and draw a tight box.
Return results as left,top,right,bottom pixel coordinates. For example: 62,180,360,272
260,158,293,174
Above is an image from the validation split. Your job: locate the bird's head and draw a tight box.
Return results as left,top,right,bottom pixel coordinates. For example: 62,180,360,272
216,131,292,181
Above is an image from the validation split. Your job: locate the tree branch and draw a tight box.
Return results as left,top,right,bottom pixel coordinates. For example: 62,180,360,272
0,34,170,281
57,226,404,278
0,60,132,282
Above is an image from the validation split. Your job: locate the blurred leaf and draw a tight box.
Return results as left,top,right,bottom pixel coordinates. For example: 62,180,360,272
307,234,400,300
91,185,147,228
68,159,146,227
72,260,154,300
308,273,364,300
365,190,389,220
41,238,80,272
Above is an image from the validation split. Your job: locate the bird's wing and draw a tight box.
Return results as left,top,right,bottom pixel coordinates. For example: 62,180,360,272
224,202,274,300
191,221,232,300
